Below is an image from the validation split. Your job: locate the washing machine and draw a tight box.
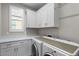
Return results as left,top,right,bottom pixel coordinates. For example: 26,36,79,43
31,38,43,56
42,43,68,56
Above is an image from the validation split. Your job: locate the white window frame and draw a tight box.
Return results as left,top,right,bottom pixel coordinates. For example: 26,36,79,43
9,6,25,32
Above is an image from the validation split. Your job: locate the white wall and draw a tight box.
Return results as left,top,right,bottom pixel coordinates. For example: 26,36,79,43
0,3,1,37
26,28,39,36
1,3,38,37
38,3,79,43
38,28,58,37
58,3,79,43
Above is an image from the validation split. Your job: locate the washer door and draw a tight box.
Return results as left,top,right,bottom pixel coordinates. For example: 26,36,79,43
44,52,54,56
32,43,39,56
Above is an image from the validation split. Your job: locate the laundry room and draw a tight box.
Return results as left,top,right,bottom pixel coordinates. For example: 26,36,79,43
0,0,79,57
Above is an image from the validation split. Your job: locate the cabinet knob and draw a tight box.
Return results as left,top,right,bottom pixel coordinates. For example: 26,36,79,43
53,51,56,53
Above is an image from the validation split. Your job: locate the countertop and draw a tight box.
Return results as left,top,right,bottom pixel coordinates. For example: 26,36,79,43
0,36,36,43
0,36,79,55
35,36,79,55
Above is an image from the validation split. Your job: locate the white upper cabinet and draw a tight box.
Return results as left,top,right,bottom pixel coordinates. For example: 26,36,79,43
26,3,59,28
38,3,54,27
26,9,36,28
46,3,59,27
36,7,47,28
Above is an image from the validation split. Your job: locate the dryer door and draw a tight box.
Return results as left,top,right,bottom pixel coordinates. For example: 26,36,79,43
32,43,39,56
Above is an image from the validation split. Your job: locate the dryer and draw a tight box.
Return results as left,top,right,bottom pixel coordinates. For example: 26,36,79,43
42,43,68,56
42,43,54,56
31,38,43,56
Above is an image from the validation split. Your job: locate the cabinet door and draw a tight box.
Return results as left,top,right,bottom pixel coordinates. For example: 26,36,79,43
25,40,32,56
54,7,60,27
1,48,10,56
37,3,54,27
0,42,17,56
0,4,1,36
41,7,48,27
17,40,32,56
37,3,59,28
0,47,15,56
36,10,43,27
47,3,54,27
0,39,32,56
36,5,48,28
16,45,25,56
40,3,54,27
47,3,59,27
26,9,36,28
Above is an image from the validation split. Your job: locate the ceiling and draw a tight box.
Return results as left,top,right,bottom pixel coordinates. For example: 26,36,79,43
22,3,46,11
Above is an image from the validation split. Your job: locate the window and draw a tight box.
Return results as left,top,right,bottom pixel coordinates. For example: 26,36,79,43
9,6,25,32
